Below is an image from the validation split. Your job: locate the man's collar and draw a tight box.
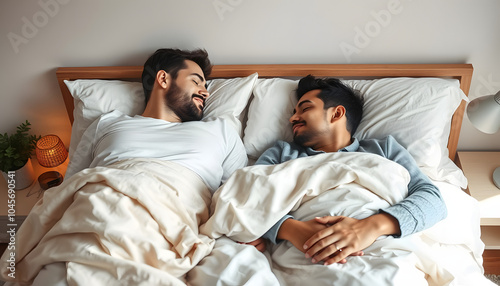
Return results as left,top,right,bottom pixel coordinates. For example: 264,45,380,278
340,138,359,152
304,137,359,154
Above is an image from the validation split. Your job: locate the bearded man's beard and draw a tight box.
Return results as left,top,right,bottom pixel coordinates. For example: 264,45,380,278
292,118,330,147
165,81,203,122
293,131,313,146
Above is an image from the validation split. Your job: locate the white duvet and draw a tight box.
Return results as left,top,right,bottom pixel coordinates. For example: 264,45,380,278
0,154,491,286
0,159,215,286
195,152,492,286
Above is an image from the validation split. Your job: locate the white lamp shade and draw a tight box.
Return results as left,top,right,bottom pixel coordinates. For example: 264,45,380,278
466,90,500,134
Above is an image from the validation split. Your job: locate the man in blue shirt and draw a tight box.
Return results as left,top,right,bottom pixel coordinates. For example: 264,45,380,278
246,75,447,266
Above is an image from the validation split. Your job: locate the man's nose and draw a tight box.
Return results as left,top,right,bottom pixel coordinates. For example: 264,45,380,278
198,88,210,99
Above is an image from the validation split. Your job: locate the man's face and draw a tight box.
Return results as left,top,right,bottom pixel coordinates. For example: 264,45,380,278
165,60,209,122
289,90,331,147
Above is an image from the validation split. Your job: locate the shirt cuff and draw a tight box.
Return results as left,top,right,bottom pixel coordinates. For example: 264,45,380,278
378,208,408,238
261,215,293,244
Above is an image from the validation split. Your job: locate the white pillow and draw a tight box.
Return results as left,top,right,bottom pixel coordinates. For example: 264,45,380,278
243,77,468,186
203,73,258,136
65,79,146,160
64,72,257,163
243,78,299,158
349,78,467,186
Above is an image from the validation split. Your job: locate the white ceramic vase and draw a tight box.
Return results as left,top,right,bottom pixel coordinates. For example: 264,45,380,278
2,158,35,190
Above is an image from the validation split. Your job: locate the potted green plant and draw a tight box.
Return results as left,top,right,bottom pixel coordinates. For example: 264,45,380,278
0,120,41,189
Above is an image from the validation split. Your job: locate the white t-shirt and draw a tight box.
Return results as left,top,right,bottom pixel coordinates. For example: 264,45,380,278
66,110,248,191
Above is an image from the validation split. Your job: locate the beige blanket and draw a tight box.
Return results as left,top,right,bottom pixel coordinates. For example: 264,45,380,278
0,159,215,286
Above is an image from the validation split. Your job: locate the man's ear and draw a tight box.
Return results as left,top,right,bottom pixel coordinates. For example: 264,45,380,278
330,105,346,122
156,70,171,89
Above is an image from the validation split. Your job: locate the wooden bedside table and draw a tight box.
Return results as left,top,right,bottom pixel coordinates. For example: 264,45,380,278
0,156,68,243
456,151,500,275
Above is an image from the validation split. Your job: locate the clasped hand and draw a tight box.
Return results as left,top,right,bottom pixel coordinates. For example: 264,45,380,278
243,215,380,265
301,216,379,265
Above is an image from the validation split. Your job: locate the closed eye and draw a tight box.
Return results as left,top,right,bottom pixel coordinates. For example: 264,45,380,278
191,73,206,86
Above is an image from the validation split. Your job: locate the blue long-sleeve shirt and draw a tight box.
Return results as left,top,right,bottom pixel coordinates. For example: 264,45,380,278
256,135,447,244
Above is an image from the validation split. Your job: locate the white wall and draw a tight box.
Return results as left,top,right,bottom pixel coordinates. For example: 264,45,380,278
1,0,499,151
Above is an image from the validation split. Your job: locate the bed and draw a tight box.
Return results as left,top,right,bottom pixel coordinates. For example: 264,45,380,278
1,63,495,285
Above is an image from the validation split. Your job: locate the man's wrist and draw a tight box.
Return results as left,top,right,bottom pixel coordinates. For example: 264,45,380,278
276,218,296,241
366,213,401,236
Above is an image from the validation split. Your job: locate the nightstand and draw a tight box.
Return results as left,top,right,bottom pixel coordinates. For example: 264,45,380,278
456,151,500,274
0,156,68,243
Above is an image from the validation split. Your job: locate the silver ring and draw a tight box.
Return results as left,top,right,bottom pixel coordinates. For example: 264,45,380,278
335,244,339,251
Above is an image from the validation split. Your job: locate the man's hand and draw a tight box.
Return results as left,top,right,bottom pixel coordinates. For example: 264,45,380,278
240,238,267,253
278,218,327,254
278,218,363,264
303,213,400,265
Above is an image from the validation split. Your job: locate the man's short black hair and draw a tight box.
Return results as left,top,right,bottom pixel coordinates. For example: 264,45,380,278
297,75,363,135
141,48,212,103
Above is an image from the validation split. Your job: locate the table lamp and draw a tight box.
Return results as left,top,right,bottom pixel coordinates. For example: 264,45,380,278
35,134,68,190
466,90,500,188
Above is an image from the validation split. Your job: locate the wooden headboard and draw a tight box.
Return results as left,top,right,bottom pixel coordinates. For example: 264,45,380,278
56,64,473,160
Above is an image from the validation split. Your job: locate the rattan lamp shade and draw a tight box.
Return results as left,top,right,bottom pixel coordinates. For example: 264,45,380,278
36,135,68,167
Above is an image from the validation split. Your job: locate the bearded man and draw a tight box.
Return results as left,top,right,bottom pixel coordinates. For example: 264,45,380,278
2,48,247,286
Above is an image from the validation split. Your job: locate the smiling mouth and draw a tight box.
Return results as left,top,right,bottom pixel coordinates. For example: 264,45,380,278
292,123,305,134
192,95,205,108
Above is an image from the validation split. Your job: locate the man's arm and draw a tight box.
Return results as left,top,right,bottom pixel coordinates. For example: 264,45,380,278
370,135,447,237
220,120,248,183
301,136,447,264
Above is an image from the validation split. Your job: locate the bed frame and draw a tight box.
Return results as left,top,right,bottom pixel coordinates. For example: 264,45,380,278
56,64,473,161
